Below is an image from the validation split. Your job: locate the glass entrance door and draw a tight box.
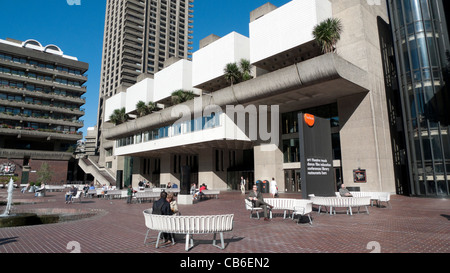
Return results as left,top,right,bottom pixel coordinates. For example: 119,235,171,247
284,169,301,192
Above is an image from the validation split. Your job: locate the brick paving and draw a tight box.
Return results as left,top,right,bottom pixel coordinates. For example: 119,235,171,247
0,189,449,254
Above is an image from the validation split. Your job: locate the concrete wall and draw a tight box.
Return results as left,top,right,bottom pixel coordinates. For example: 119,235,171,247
126,78,155,113
104,92,127,122
192,32,250,87
154,59,201,102
249,0,332,64
332,0,396,192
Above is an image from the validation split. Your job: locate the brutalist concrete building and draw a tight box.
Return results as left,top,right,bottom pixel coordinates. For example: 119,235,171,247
0,38,88,184
97,0,449,198
94,0,194,168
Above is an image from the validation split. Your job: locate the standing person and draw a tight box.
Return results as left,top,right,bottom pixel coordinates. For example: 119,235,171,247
248,185,274,221
152,191,173,245
240,176,246,194
270,177,278,198
126,185,135,204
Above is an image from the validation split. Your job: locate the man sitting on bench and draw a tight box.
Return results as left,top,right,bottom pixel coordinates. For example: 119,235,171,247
248,185,273,221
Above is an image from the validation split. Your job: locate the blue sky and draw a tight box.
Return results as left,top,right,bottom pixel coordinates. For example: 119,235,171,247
0,0,290,139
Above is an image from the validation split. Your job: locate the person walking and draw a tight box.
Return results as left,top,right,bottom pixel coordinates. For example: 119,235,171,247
240,176,246,194
270,177,278,198
126,185,136,204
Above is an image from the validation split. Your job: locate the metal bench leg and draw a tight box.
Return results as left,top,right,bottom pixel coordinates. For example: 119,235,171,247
155,232,162,248
213,232,225,250
144,229,150,244
185,233,194,251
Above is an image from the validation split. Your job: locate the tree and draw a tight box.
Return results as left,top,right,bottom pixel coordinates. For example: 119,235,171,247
136,101,147,116
36,162,53,185
148,101,160,113
136,101,150,117
223,59,253,86
224,62,242,86
239,58,253,81
312,18,343,54
109,107,129,125
171,90,196,105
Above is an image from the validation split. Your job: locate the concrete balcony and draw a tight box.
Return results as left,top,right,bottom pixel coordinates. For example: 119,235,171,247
0,72,86,94
0,113,83,128
0,127,82,141
0,148,74,161
0,85,85,105
0,99,85,117
0,58,88,83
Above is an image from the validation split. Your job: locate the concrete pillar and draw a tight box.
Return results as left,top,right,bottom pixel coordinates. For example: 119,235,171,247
332,0,396,192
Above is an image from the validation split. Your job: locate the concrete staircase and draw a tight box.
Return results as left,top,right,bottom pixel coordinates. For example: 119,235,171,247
78,157,116,186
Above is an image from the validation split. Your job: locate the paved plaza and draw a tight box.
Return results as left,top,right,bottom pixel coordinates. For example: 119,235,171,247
0,188,449,255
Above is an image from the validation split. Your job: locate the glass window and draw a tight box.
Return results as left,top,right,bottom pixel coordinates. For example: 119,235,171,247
283,139,300,163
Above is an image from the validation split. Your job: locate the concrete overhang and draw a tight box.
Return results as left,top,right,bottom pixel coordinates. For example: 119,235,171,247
120,140,255,158
0,148,74,161
104,53,369,141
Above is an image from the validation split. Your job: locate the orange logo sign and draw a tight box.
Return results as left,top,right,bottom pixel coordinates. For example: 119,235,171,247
304,114,315,127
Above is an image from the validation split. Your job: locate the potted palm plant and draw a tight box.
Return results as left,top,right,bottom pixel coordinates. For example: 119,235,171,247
171,90,196,105
312,17,343,54
109,107,129,125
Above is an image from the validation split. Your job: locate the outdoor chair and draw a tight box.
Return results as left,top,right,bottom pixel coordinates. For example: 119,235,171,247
245,199,263,219
70,191,83,203
378,193,392,209
292,200,313,225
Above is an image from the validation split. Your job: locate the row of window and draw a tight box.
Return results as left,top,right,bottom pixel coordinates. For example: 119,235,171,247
0,105,81,122
0,119,78,133
0,91,81,110
117,114,221,148
0,52,84,76
0,79,84,98
0,66,83,88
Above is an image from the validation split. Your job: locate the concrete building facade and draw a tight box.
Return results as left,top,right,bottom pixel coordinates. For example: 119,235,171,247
0,38,88,184
99,0,449,198
94,0,194,173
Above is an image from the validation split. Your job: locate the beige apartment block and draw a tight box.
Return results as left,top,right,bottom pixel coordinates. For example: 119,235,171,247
90,0,194,183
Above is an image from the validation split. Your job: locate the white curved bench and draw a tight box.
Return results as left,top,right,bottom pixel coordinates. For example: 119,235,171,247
143,210,234,251
261,199,314,224
350,192,392,208
201,190,221,199
135,191,160,203
311,196,371,215
265,198,298,219
245,199,263,219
